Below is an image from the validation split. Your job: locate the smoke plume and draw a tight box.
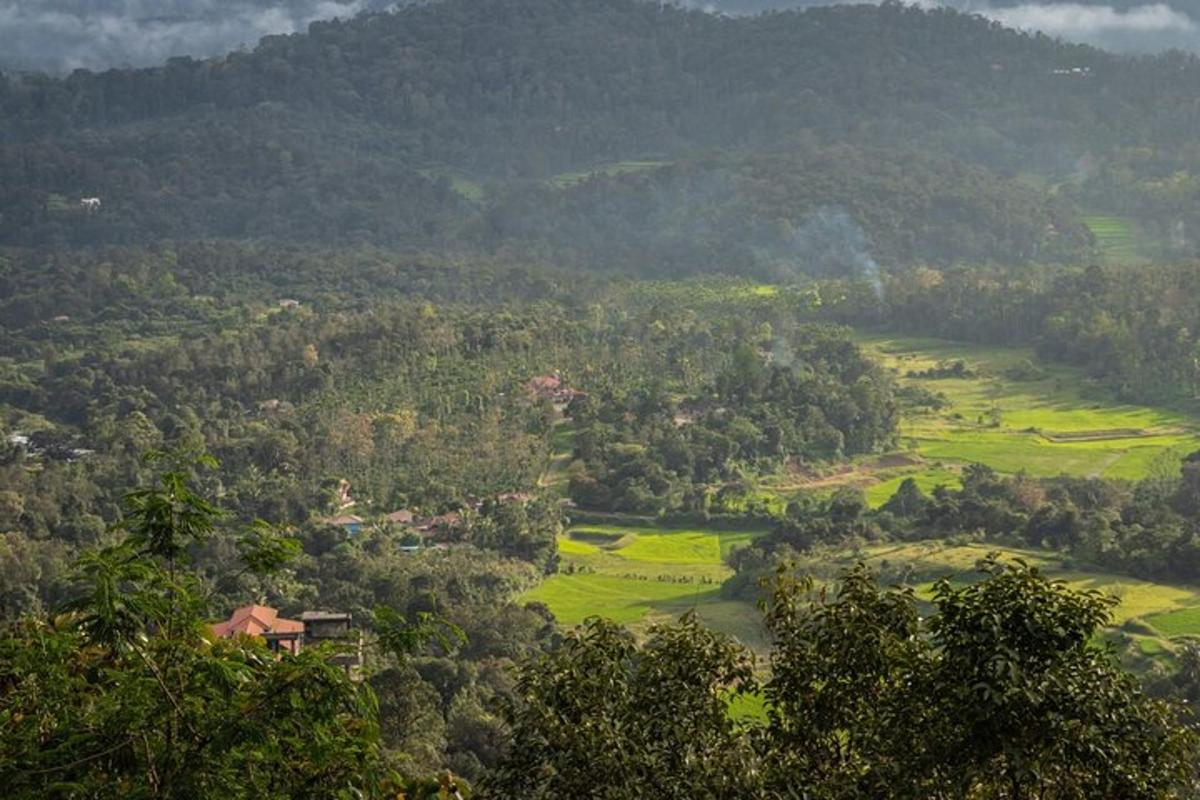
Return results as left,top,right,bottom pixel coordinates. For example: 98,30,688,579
763,208,883,297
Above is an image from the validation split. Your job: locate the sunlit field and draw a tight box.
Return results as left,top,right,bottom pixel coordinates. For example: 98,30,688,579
776,334,1200,506
521,524,768,647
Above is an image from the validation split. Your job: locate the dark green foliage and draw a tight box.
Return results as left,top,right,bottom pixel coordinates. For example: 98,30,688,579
483,614,760,799
824,261,1200,405
487,561,1199,799
0,466,384,799
567,324,896,515
0,0,1191,266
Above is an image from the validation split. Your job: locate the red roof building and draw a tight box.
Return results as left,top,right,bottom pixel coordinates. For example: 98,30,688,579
211,605,305,654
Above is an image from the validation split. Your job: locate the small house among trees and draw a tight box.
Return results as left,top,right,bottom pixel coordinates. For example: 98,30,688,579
324,513,364,534
212,605,363,675
383,508,415,525
527,372,586,410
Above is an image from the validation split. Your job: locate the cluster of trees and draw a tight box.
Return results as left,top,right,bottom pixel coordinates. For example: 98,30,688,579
0,465,390,797
731,457,1200,597
0,461,566,792
487,559,1198,798
2,0,1200,265
823,260,1200,404
567,325,896,514
486,146,1093,276
5,467,1196,797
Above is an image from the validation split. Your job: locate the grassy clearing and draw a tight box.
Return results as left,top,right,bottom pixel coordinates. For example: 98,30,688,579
522,574,720,625
862,466,962,507
854,334,1197,492
521,523,768,648
1145,606,1200,638
526,528,1200,672
1083,214,1152,264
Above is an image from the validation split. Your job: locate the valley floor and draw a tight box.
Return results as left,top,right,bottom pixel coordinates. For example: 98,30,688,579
526,333,1200,675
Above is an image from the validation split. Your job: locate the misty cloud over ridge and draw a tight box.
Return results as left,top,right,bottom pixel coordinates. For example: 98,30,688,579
964,1,1200,52
688,0,1200,54
982,2,1195,34
3,0,1200,75
0,0,389,73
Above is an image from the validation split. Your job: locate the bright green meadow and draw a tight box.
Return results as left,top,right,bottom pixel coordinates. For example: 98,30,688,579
522,524,768,648
846,334,1199,504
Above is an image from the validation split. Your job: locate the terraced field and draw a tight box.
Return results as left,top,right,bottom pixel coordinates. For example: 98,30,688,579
521,524,768,648
525,527,1200,678
803,541,1200,671
526,326,1200,669
1082,214,1153,264
790,334,1200,506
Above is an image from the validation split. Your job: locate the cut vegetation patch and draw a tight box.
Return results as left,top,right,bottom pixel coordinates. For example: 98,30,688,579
549,160,671,188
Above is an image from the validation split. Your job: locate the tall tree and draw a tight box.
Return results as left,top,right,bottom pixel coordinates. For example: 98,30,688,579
0,460,384,799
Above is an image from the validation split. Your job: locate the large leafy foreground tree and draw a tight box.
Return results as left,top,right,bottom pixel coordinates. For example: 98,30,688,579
485,559,1199,799
0,463,384,799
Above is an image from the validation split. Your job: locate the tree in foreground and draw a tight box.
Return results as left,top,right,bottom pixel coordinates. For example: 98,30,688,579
483,614,761,799
0,459,384,799
485,558,1199,799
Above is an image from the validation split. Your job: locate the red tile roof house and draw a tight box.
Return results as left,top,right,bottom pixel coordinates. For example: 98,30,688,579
211,604,305,654
409,512,463,544
211,605,364,675
527,373,587,412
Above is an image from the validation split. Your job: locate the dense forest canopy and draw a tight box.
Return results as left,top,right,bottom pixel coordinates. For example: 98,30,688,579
11,0,1200,796
1,0,1200,270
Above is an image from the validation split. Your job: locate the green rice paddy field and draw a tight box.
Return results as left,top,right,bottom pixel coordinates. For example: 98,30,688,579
1082,214,1154,264
522,524,770,648
525,332,1200,671
829,334,1200,505
526,528,1200,669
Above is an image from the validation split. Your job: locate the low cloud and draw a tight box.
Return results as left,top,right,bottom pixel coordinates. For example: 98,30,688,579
0,1,383,73
692,0,1200,54
978,2,1196,36
5,0,1200,75
964,1,1200,53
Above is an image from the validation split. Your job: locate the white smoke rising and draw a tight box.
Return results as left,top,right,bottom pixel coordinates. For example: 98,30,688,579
763,208,884,297
0,1,379,73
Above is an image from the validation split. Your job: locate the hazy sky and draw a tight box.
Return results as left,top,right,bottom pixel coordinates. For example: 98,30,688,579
1,0,1198,74
0,0,387,72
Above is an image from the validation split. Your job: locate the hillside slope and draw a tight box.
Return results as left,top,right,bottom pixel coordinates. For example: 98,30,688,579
2,0,1198,266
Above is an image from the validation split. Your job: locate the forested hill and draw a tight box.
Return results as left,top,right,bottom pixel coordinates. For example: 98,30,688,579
3,0,1200,268
0,0,1167,152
